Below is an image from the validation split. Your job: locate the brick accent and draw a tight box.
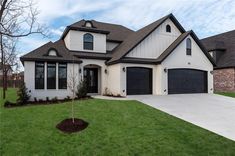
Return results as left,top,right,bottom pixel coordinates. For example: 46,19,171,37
213,68,235,92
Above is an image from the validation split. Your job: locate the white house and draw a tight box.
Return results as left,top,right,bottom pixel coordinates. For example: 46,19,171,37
20,14,215,101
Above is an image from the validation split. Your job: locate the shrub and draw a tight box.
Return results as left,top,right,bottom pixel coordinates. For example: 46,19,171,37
17,83,30,105
34,97,38,102
4,100,15,107
46,97,50,102
76,79,87,99
51,96,58,103
64,96,70,101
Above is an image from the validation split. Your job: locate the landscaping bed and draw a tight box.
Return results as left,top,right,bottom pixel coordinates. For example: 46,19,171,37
4,96,92,108
56,118,89,133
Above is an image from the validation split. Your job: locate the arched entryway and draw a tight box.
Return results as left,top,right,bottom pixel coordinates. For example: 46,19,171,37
83,64,101,94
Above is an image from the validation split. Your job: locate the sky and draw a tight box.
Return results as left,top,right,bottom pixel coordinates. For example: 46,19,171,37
18,0,235,57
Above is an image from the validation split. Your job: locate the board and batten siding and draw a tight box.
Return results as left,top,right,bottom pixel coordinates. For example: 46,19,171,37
64,30,106,53
126,19,181,59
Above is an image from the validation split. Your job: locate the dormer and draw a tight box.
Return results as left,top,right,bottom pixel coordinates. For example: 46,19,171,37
63,20,108,53
83,21,95,28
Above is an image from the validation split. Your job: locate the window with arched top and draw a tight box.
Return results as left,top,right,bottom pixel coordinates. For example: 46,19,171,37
48,49,57,56
83,33,93,50
85,21,92,27
166,24,171,33
186,38,192,55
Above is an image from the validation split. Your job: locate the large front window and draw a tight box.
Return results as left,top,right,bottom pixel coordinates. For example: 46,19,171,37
83,33,93,50
35,62,44,89
58,63,67,89
47,63,56,89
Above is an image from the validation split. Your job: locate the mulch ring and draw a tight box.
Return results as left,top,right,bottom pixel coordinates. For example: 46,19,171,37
56,118,89,133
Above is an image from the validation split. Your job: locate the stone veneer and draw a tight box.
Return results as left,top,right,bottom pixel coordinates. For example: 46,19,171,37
213,68,235,92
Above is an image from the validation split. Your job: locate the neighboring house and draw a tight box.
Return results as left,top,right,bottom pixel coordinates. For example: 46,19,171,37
20,14,215,100
201,30,235,92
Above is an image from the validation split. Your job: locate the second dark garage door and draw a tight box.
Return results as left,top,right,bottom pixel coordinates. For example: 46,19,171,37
168,69,208,94
127,67,152,95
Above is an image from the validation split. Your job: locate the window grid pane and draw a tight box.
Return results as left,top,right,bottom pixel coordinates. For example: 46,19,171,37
58,63,67,89
47,63,56,89
35,62,44,89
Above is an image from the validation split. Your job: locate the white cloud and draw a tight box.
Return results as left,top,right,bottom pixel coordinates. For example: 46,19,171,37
32,0,235,38
51,26,65,36
18,0,235,55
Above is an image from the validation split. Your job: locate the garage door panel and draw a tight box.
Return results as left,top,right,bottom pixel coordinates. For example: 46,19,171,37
168,69,207,94
127,67,152,95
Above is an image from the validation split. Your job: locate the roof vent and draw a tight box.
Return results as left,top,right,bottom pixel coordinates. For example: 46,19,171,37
48,48,57,56
85,21,92,28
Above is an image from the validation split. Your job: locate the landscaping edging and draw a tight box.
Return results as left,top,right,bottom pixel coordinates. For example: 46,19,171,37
4,96,92,108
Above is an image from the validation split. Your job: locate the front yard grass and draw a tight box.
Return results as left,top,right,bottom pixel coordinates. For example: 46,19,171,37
216,92,235,98
1,88,235,155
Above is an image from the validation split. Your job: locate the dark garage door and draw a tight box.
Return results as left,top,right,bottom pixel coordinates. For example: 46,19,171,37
168,69,207,94
127,67,152,95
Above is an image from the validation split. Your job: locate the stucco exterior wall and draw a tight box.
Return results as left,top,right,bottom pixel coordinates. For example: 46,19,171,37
213,68,235,92
64,30,106,53
126,19,181,59
106,63,159,96
106,64,122,96
161,35,214,94
24,61,80,101
79,59,108,95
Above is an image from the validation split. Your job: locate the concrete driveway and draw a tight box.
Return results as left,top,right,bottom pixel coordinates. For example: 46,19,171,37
127,94,235,141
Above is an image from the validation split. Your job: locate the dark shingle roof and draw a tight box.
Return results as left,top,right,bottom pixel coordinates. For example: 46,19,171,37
106,14,185,65
20,40,82,63
201,30,235,68
61,20,134,42
21,14,214,67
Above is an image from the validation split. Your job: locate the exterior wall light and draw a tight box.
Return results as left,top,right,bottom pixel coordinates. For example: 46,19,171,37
122,67,126,72
164,68,167,73
104,69,108,74
210,71,213,74
79,68,82,73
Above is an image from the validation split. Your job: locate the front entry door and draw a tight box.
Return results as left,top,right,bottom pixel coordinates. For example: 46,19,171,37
84,68,98,93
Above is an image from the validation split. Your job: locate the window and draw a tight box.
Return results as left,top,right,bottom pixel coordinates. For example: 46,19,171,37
48,49,57,56
186,38,192,55
85,21,92,27
58,63,67,89
83,33,93,50
35,62,44,89
166,24,171,33
47,63,56,89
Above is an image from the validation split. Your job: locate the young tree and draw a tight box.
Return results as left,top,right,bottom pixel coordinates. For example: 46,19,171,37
67,61,79,123
0,0,48,99
1,37,18,90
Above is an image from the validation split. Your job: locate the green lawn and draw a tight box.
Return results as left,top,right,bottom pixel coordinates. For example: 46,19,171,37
1,89,235,156
216,92,235,98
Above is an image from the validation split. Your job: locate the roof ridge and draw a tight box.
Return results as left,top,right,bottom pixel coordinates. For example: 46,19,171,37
201,29,235,40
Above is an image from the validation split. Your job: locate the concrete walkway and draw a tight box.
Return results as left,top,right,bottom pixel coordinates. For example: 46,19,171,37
127,94,235,141
92,95,129,100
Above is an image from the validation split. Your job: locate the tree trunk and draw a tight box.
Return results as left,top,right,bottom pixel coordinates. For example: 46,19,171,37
72,91,75,123
0,33,6,99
